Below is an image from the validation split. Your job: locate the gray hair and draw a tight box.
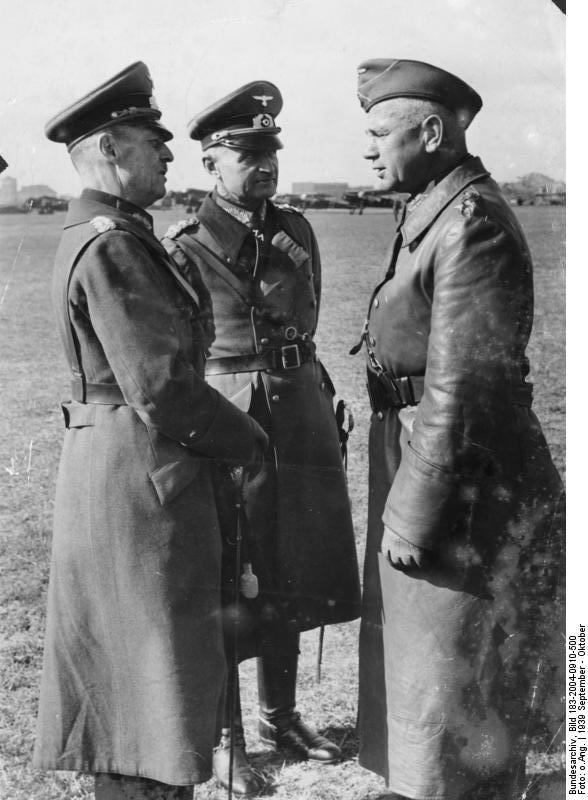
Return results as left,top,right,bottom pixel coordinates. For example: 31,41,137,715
381,97,467,152
69,123,137,171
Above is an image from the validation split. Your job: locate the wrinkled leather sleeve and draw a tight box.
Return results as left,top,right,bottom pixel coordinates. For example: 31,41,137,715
74,230,267,464
383,213,528,549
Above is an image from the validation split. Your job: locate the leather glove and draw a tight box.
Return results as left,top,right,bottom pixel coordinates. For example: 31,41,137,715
381,524,430,570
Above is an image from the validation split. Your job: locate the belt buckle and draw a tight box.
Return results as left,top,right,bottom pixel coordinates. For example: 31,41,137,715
281,344,301,369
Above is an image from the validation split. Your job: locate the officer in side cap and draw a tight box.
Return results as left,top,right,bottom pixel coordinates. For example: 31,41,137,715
33,62,268,800
354,59,564,800
162,81,360,795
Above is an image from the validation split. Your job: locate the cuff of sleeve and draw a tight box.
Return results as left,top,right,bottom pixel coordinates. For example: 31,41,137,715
382,442,456,550
184,391,260,464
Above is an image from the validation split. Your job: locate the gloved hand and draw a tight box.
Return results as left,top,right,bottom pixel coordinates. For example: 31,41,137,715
381,525,430,570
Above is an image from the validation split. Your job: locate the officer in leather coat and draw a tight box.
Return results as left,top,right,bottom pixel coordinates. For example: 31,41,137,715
162,81,360,796
353,59,564,800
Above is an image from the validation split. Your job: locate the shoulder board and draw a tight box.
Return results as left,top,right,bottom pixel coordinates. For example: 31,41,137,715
164,217,200,240
274,203,304,215
454,188,488,221
90,215,118,233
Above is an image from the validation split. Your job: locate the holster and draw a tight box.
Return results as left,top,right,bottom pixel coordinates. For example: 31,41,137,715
366,367,424,413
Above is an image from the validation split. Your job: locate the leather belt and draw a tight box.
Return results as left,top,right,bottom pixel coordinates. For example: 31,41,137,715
206,343,316,376
71,379,127,405
367,368,533,414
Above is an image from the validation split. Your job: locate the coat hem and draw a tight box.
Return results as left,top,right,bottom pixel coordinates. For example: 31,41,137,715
32,760,212,787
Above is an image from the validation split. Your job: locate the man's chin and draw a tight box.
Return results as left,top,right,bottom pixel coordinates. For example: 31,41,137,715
376,175,396,193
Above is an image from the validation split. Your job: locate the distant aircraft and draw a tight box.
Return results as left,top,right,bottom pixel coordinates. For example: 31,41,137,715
342,190,405,215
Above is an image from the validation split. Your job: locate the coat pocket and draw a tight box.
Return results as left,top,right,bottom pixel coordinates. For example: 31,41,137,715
149,457,202,505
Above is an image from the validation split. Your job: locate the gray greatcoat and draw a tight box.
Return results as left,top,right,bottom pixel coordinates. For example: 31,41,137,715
162,194,360,656
33,190,266,785
357,157,564,799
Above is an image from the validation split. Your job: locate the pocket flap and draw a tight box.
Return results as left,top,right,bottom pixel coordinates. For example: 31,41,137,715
149,457,202,505
61,401,96,429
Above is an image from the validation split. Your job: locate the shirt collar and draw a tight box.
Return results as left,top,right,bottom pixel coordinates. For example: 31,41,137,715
80,188,154,232
400,155,490,246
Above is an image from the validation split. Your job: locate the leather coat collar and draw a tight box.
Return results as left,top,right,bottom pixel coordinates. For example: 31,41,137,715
401,155,490,247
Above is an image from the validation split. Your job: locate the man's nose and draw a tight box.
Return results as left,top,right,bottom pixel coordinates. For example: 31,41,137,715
363,137,378,161
162,143,174,163
257,153,277,173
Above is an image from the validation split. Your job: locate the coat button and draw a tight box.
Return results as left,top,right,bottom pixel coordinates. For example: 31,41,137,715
271,394,280,402
377,411,384,420
260,338,269,344
374,298,379,308
320,381,325,390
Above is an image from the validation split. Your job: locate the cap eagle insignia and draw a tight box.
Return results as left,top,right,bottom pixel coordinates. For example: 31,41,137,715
252,94,273,107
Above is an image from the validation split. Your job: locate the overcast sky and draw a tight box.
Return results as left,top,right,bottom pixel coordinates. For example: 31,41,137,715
1,0,564,196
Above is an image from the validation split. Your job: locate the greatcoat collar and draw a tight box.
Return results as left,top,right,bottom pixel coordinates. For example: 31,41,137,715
63,190,170,260
400,155,490,247
198,191,272,265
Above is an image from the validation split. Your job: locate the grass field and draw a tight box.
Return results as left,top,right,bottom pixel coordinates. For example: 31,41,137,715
0,205,565,799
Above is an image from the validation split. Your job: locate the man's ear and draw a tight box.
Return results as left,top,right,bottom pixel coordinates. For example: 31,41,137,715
421,114,443,153
202,154,218,178
98,132,120,162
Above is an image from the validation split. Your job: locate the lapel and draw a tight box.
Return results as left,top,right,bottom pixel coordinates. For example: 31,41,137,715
177,230,250,303
197,193,250,265
400,155,490,247
185,194,253,302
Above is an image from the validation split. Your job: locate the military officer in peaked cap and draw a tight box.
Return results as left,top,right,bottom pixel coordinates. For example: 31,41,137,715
162,81,360,795
353,59,564,799
34,62,269,800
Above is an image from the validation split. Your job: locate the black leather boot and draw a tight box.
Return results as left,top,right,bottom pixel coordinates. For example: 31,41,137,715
257,653,341,764
213,727,265,796
258,711,341,763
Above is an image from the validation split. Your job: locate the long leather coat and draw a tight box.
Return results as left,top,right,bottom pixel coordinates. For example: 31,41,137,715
162,194,360,655
357,157,564,799
33,190,266,786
